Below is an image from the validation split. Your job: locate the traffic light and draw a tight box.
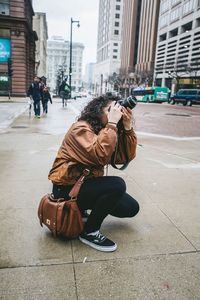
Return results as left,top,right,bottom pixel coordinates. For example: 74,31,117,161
7,58,13,77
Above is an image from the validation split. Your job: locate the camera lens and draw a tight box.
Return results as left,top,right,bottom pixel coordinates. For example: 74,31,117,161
119,95,137,109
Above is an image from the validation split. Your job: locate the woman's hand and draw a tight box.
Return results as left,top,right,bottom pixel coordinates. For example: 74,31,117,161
107,102,122,125
121,107,133,130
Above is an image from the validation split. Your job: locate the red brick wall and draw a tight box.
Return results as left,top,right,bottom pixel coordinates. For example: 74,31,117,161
0,0,36,96
10,0,25,18
11,31,27,95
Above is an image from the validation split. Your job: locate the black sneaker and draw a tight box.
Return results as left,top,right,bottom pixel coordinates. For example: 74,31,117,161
79,231,117,252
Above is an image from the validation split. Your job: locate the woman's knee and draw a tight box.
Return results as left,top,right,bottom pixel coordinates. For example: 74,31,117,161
128,200,140,217
111,176,126,195
111,196,140,218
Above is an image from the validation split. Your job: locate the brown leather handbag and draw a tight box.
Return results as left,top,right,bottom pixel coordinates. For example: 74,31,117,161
38,169,90,238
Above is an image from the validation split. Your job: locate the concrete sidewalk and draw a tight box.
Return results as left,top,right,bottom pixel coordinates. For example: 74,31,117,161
0,101,200,300
0,102,28,133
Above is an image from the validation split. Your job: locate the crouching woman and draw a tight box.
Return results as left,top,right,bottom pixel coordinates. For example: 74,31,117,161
48,95,140,252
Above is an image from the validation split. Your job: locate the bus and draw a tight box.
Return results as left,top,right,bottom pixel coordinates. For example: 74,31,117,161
132,87,170,103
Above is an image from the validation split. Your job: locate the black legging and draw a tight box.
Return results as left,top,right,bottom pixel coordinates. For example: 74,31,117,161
52,176,140,233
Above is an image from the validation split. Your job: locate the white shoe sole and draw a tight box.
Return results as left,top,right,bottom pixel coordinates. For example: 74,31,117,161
82,218,88,223
79,236,117,252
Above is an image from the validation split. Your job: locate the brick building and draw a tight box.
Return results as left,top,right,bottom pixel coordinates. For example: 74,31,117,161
0,0,37,96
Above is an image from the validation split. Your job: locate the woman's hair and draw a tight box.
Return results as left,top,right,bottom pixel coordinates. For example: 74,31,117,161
78,95,119,134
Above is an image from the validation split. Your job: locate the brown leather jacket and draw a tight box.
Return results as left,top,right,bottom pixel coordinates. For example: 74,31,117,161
48,121,137,185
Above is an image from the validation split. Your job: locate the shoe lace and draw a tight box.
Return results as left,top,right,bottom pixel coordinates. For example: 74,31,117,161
94,231,106,242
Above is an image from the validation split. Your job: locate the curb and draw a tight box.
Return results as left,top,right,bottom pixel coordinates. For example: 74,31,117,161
0,103,28,133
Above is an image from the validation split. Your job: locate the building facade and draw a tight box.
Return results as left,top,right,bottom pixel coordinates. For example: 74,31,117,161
33,12,48,78
47,36,84,93
120,0,160,93
84,62,95,92
94,0,124,94
0,0,37,96
120,0,141,76
135,0,160,82
119,0,142,96
155,0,200,91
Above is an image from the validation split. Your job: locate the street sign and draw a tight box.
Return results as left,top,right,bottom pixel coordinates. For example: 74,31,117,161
0,76,8,81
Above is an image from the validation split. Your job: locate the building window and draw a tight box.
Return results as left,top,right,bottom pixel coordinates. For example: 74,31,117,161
114,30,119,35
115,13,120,18
181,21,193,33
160,0,170,14
114,43,118,46
116,5,120,10
116,0,121,2
183,0,195,15
171,0,181,7
115,22,119,27
113,55,117,59
160,13,168,28
0,0,10,15
170,6,181,23
0,28,10,37
159,33,167,41
169,28,178,38
113,49,118,53
198,0,200,8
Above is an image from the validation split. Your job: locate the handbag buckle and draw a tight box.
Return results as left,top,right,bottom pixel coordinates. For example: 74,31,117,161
46,219,51,225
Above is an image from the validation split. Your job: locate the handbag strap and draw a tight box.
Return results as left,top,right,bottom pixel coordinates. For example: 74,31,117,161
111,130,130,170
69,168,90,199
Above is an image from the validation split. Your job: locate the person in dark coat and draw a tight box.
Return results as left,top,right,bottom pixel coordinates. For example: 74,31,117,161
59,78,70,107
27,76,43,118
42,86,52,114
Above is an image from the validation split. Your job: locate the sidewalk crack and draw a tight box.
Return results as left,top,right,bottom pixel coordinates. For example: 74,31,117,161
158,207,198,251
70,240,79,300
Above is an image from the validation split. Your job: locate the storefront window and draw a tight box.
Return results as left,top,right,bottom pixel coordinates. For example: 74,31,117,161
0,28,10,37
0,0,10,16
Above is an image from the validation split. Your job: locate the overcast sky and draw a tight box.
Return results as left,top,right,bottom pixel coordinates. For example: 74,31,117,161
33,0,99,71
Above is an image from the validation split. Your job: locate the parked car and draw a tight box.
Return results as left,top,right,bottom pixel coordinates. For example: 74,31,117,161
170,89,200,106
71,91,82,99
80,91,88,97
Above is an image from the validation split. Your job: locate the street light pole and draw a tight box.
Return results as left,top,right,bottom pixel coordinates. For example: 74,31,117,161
69,18,80,95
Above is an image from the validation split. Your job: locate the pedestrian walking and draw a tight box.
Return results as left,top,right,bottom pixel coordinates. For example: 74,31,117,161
27,76,43,118
39,77,46,113
42,86,52,114
48,94,139,252
59,78,70,107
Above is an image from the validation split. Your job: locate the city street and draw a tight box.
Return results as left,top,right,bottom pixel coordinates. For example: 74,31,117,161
0,98,200,299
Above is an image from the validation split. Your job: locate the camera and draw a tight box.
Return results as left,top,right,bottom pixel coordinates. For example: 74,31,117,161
118,95,137,109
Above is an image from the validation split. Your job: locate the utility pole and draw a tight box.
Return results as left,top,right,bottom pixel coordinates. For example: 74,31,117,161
7,58,13,99
69,18,80,96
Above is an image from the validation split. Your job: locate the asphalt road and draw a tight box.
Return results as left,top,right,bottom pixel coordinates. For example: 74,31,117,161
1,98,199,138
134,102,200,138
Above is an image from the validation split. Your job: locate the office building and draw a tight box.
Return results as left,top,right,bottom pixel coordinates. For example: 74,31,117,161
33,12,48,78
84,62,95,91
47,36,84,92
155,0,200,90
94,0,124,94
120,0,160,91
135,0,160,81
120,0,141,76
